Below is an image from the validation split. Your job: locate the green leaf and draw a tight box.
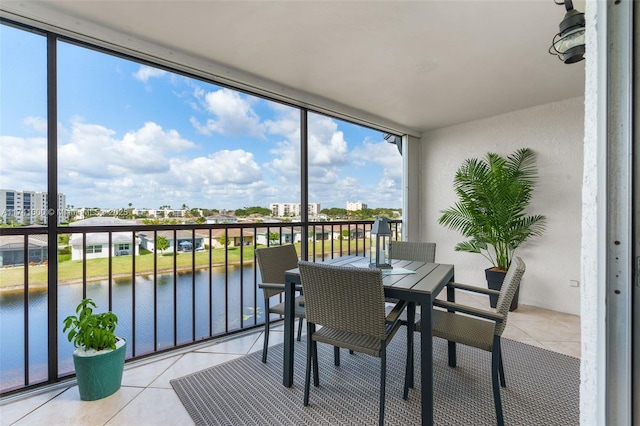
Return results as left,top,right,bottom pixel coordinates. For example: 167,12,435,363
61,298,119,351
439,148,546,270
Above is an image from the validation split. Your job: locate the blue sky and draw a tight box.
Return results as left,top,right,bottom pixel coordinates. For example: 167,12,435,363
0,24,402,211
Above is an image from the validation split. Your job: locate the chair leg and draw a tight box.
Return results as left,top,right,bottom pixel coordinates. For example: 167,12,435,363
334,346,340,366
492,341,505,426
312,327,319,387
403,303,415,399
304,322,313,406
379,343,387,426
297,317,303,342
498,346,506,387
262,310,270,363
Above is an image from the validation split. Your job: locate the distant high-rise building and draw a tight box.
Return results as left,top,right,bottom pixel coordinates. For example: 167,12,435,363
0,189,66,225
269,202,321,217
346,201,367,211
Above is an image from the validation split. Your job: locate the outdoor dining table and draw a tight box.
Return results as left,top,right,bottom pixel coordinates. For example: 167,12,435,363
283,254,455,426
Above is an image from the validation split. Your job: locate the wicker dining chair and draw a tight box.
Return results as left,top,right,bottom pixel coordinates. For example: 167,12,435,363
387,241,436,305
255,244,305,363
387,241,436,306
388,240,437,390
389,241,436,264
411,256,526,426
298,261,408,426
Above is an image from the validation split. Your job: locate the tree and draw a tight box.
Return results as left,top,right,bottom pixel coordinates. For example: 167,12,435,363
156,236,170,253
218,234,231,247
268,232,280,244
235,206,271,217
321,207,348,219
438,148,546,271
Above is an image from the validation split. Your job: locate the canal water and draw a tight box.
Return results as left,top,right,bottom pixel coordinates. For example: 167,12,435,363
0,265,264,392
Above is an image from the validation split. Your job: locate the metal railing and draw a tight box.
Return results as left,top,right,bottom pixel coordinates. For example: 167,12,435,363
0,219,401,396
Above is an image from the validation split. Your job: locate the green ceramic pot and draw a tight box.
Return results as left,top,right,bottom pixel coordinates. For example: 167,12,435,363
73,338,126,401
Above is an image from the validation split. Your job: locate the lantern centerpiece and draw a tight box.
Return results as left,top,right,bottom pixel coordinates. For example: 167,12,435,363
369,217,392,269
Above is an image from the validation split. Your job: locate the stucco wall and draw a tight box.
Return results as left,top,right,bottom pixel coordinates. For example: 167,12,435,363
419,96,584,315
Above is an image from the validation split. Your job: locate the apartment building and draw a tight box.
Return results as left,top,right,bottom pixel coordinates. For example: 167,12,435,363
269,202,321,217
0,189,66,225
346,201,367,211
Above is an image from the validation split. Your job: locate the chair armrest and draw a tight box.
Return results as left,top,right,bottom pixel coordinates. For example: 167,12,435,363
447,282,501,297
433,300,504,323
386,300,408,324
258,283,285,291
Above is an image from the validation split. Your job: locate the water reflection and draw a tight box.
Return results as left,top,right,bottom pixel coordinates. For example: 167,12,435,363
0,265,264,392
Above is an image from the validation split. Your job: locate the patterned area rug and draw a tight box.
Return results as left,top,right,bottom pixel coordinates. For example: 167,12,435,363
171,330,579,425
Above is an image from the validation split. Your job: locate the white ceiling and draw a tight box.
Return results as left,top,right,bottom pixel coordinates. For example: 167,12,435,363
1,0,586,134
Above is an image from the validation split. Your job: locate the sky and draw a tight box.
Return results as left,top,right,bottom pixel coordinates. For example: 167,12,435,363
0,24,402,211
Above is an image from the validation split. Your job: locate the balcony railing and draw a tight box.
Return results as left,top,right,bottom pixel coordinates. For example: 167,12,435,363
0,219,401,396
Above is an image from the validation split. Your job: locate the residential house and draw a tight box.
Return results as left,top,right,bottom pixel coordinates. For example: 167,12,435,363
206,214,238,224
207,228,254,248
0,234,48,266
138,229,205,253
68,217,140,260
255,227,300,245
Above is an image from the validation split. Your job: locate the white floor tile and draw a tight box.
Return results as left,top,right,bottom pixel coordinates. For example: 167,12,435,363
12,386,142,426
148,352,242,389
121,355,182,388
0,388,68,426
105,388,193,426
196,332,261,355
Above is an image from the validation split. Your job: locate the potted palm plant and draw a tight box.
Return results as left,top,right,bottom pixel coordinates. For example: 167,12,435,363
62,298,126,400
438,148,546,311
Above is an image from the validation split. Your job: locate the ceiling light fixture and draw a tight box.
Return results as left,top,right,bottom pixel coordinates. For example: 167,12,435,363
549,0,586,64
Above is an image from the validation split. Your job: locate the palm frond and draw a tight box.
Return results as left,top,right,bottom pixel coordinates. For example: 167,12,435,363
439,148,546,270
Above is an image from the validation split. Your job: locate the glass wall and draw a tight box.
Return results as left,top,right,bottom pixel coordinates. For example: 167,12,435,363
0,23,49,391
57,41,301,216
0,20,402,393
307,112,402,218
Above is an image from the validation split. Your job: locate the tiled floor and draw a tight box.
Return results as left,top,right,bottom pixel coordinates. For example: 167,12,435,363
0,293,580,426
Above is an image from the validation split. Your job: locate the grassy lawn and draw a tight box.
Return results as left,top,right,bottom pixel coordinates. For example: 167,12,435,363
0,240,367,288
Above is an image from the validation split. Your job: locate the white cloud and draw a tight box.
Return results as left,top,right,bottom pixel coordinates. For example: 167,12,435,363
264,110,350,185
0,135,48,189
167,149,262,186
23,116,47,133
265,107,300,142
351,138,402,180
0,116,273,208
190,88,264,137
132,66,168,82
58,120,196,178
351,138,403,205
308,115,349,166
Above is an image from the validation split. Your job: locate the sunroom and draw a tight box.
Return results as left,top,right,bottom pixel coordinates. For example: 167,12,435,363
0,1,635,425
